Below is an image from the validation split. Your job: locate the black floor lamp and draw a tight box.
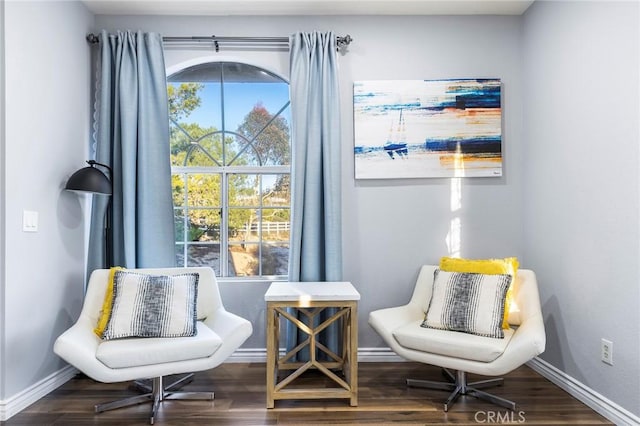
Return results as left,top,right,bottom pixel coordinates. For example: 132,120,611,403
65,160,113,268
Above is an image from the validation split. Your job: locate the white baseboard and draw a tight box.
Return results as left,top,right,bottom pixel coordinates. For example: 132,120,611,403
355,347,405,362
0,364,77,421
226,347,268,363
527,357,640,426
4,350,636,425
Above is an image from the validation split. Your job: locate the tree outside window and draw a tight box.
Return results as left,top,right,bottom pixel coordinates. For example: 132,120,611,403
168,62,290,278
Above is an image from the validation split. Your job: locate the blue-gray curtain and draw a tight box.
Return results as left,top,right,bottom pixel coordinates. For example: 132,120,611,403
287,31,343,358
88,30,176,272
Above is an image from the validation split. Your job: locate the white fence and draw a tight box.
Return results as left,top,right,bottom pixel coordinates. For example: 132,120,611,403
239,222,290,234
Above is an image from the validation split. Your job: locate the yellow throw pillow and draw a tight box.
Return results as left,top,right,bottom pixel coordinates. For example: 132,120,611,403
439,257,519,329
94,266,124,337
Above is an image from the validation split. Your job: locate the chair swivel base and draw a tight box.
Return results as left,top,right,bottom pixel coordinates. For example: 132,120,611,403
95,374,214,425
407,369,516,412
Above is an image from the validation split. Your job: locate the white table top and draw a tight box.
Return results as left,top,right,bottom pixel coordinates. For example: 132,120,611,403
265,281,360,302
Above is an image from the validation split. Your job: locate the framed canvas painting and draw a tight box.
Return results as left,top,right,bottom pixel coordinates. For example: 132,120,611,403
353,79,502,179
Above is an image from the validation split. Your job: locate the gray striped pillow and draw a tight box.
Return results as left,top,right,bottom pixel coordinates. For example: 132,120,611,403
421,269,511,339
101,271,199,340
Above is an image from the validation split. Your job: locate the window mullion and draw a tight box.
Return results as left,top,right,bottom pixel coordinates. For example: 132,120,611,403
221,171,229,277
182,173,188,266
220,63,226,167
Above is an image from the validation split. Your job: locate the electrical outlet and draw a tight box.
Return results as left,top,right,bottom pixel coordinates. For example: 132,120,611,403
601,339,613,365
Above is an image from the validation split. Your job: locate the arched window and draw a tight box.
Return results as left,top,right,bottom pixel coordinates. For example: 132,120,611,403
168,62,290,279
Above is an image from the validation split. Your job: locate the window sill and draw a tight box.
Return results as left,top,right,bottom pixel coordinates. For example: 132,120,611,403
217,276,288,285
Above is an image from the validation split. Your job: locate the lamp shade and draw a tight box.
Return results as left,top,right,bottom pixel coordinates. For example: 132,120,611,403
65,162,112,195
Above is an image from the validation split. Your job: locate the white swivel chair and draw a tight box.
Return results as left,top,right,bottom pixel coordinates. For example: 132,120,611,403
369,265,545,412
54,267,253,424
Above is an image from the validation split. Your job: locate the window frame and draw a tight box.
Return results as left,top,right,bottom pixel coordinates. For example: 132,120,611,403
168,60,291,282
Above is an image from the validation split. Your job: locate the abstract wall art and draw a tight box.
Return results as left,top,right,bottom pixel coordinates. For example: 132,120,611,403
353,79,502,179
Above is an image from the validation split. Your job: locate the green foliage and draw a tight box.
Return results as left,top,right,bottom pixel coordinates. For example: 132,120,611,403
170,122,224,167
168,83,204,122
235,102,290,166
168,81,291,275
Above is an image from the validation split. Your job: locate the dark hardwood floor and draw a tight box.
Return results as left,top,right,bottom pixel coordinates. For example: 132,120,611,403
4,362,612,425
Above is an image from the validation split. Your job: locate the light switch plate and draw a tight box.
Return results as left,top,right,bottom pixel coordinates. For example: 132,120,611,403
23,210,39,232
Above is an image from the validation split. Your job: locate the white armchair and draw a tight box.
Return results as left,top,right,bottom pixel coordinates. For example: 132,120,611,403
368,265,545,411
54,267,253,424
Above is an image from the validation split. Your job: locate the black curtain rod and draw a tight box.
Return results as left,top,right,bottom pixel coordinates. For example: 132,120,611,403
86,33,353,51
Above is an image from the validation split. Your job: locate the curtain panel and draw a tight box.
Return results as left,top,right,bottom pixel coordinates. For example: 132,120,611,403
88,30,176,272
288,31,343,283
287,31,343,359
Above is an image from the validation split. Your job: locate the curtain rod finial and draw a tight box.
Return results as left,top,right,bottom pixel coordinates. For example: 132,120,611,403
86,33,99,44
337,34,352,50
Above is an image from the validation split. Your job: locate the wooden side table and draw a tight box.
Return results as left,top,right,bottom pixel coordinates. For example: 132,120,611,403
264,281,360,408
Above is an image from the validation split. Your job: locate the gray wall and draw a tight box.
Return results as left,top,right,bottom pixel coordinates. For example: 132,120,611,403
1,0,93,399
522,1,640,417
95,13,525,350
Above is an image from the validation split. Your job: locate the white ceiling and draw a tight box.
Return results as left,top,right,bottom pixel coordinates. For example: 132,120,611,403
81,0,535,16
